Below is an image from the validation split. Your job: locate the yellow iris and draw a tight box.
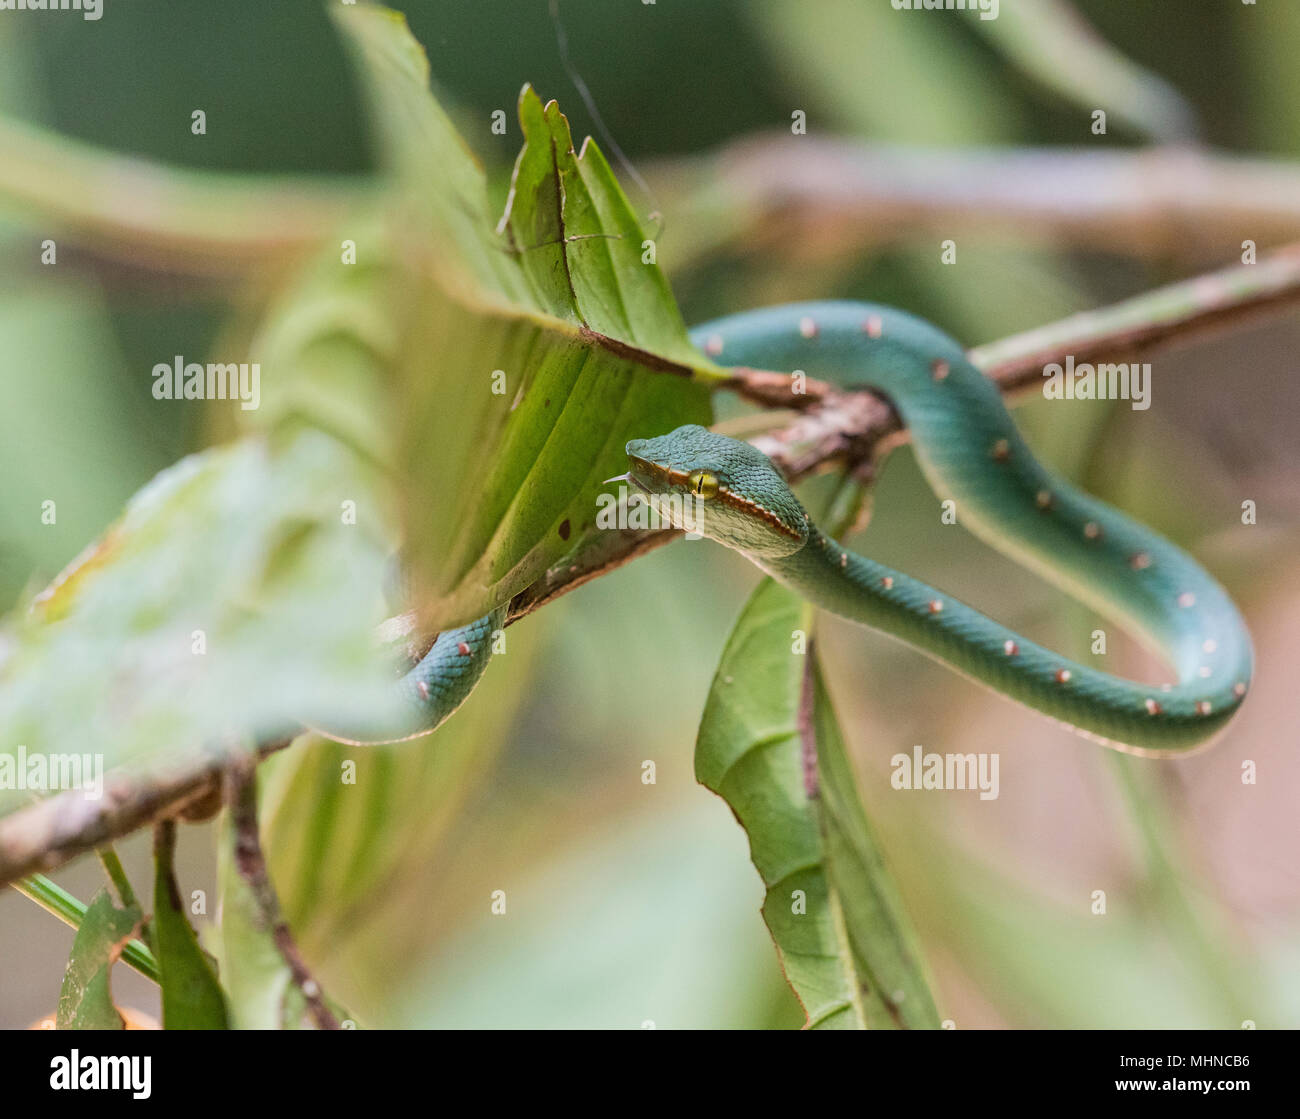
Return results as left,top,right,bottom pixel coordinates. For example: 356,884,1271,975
687,470,720,499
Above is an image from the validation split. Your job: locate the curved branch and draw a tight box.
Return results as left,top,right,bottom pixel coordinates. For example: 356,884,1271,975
510,243,1300,620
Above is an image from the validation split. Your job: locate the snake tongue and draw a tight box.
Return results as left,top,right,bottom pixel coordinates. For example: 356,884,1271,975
602,472,632,485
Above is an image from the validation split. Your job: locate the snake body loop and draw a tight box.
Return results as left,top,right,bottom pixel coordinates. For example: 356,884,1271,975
660,301,1251,754
315,606,505,746
327,300,1251,752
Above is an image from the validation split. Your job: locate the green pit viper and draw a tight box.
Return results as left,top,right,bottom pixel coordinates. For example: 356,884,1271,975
327,301,1252,755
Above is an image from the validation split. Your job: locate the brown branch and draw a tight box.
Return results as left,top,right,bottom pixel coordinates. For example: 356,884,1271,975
654,138,1300,265
5,246,1300,883
0,736,293,890
225,757,340,1031
510,243,1300,622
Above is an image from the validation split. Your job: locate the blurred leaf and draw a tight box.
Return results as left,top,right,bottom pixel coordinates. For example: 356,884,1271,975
394,803,786,1029
696,578,939,1029
330,6,718,633
55,887,141,1030
749,0,1024,144
152,821,229,1029
0,5,717,793
970,0,1198,142
0,284,165,610
907,841,1260,1029
0,431,395,813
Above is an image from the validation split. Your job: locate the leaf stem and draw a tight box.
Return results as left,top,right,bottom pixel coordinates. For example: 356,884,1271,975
96,846,137,909
96,845,156,955
10,874,160,984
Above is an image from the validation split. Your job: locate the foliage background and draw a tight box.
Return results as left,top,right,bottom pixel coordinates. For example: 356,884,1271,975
1,0,1297,1028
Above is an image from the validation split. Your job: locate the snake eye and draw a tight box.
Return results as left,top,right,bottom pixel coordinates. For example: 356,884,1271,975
687,470,720,499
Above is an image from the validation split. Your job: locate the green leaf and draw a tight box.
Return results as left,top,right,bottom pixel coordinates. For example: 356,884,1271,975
0,7,716,793
56,887,142,1030
329,6,718,633
153,820,230,1029
695,578,940,1029
0,431,395,808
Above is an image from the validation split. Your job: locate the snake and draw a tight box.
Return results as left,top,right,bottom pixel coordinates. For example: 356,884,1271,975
327,301,1252,754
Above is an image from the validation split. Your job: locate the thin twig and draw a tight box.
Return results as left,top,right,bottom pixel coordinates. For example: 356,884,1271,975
224,757,340,1031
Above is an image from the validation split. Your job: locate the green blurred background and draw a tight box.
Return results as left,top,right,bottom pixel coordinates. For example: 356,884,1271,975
1,0,1298,1028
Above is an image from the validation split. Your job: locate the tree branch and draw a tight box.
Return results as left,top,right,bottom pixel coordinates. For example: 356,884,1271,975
654,138,1300,265
4,246,1299,885
225,757,340,1031
510,243,1300,621
0,737,293,889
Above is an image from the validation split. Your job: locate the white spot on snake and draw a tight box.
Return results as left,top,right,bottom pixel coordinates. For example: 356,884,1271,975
1202,639,1217,654
1177,592,1196,608
1130,552,1152,570
417,681,430,701
456,641,471,656
1196,700,1212,716
799,316,818,339
1198,666,1212,678
931,359,950,381
928,599,943,613
1055,668,1072,683
704,334,724,356
840,552,847,568
1035,490,1053,511
880,576,894,589
1233,682,1246,697
1083,521,1102,540
1003,640,1018,655
863,315,883,338
990,438,1010,462
1145,698,1162,715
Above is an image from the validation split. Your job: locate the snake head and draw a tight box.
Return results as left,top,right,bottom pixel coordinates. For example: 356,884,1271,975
623,425,809,558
